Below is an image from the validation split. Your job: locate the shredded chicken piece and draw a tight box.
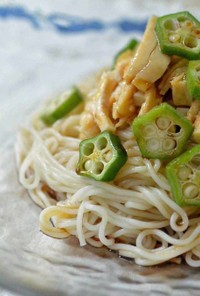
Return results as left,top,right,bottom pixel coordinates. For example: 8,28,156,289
111,51,138,126
185,101,200,144
187,100,200,122
133,91,146,107
186,101,200,143
80,49,137,135
94,71,119,132
193,115,200,143
123,16,170,92
171,73,192,106
79,100,100,139
115,50,135,77
159,58,188,95
112,81,136,122
78,70,105,139
133,43,170,92
81,19,172,134
124,16,157,83
139,84,162,115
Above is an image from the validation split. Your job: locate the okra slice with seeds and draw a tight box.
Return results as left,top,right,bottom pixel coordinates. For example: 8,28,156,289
76,131,127,181
186,60,200,99
155,11,200,60
132,103,193,160
166,145,200,206
41,87,83,125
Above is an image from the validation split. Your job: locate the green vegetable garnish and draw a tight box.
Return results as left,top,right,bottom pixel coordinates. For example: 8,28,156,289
76,131,127,181
166,145,200,206
132,103,193,160
186,60,200,99
113,38,138,67
41,87,83,125
155,11,200,60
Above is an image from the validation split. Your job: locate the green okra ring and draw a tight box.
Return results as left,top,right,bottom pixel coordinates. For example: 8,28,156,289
155,11,200,60
132,103,193,160
41,86,83,125
166,145,200,206
186,60,200,100
76,131,128,182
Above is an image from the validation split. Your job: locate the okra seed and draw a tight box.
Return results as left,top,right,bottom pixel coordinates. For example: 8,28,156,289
191,154,200,168
168,125,176,134
183,183,199,199
147,138,160,152
169,34,180,43
177,16,187,23
84,159,93,171
183,35,198,48
83,143,95,156
178,166,192,180
143,124,156,138
184,20,193,28
96,137,107,151
193,28,200,37
104,151,113,162
156,117,171,130
93,162,104,175
164,19,178,31
162,138,176,151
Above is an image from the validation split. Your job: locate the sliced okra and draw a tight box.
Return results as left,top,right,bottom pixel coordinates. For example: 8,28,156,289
155,11,200,60
132,103,193,160
41,87,83,125
76,131,127,181
166,145,200,206
186,60,200,99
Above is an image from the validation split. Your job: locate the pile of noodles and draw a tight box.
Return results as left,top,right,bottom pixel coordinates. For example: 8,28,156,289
15,83,200,267
15,17,200,266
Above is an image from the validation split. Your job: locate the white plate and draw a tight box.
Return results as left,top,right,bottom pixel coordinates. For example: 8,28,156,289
0,1,200,295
